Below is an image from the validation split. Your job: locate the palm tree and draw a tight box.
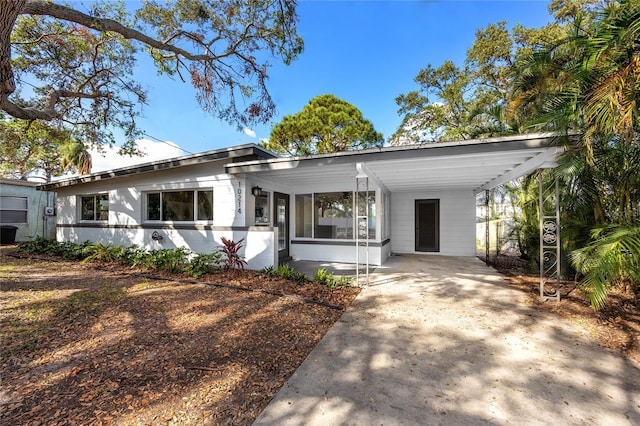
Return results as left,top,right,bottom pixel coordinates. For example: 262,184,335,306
60,141,92,175
510,0,640,308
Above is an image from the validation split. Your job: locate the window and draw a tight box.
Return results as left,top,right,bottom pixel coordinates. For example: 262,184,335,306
80,194,109,221
315,192,353,239
295,194,312,237
146,190,213,221
197,190,214,221
0,196,28,223
255,192,269,225
296,191,377,240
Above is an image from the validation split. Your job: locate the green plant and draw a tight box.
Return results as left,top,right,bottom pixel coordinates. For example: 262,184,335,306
82,243,120,263
59,241,91,260
18,237,58,255
111,245,140,267
291,271,308,282
275,264,295,280
314,268,352,289
147,247,190,273
262,264,308,282
571,225,640,309
314,268,333,286
17,238,90,260
332,275,353,288
262,265,277,278
219,237,247,274
130,248,153,270
185,251,223,278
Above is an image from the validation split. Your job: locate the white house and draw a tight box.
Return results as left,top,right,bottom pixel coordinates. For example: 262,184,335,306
39,133,566,270
1,178,57,243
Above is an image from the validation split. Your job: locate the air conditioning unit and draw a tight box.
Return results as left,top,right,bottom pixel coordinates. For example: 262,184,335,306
44,206,55,216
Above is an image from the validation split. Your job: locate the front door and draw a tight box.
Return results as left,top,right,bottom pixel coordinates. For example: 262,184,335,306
274,192,290,260
415,199,439,252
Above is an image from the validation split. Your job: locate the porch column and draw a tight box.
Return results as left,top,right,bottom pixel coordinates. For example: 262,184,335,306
539,170,561,301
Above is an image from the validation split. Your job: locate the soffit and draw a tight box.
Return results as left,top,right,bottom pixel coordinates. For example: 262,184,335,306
232,135,567,193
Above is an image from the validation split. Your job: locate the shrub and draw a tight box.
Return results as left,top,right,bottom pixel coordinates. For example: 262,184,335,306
18,237,58,255
148,247,190,273
130,248,153,270
314,268,333,286
263,264,308,282
185,251,223,278
59,241,91,260
275,264,295,280
314,268,352,289
219,237,247,274
262,265,277,278
82,243,120,263
112,245,142,267
19,238,90,260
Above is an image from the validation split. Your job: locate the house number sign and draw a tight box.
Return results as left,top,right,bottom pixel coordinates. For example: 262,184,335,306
236,181,242,214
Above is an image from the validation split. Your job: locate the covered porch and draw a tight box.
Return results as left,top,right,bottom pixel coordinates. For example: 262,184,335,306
228,133,567,274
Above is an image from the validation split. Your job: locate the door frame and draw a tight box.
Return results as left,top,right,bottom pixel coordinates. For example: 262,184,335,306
274,192,290,260
415,199,440,252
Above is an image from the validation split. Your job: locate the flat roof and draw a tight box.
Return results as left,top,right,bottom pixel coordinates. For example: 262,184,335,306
0,178,39,188
37,133,576,193
225,133,574,192
39,143,276,190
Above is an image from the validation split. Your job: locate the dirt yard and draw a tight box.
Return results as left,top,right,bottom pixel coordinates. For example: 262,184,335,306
2,248,639,425
498,265,640,364
0,247,359,425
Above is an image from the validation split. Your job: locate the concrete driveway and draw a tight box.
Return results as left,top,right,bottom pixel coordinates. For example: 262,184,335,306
254,254,640,425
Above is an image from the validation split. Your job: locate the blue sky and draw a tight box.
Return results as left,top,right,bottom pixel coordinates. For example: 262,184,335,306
92,1,555,170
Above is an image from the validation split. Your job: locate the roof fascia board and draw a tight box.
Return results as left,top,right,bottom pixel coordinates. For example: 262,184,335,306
225,134,563,175
0,178,39,187
476,146,564,192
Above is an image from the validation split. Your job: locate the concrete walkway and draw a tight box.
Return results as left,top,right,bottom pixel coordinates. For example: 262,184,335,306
254,254,640,425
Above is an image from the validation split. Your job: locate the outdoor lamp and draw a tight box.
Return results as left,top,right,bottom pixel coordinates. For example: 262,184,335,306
251,186,263,197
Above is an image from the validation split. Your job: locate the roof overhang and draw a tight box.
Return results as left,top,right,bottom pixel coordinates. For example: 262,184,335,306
226,133,573,193
39,144,276,191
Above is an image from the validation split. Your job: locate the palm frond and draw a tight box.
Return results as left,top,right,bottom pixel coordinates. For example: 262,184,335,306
571,224,640,309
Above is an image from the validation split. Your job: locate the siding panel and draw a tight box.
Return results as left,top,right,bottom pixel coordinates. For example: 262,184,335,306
390,190,476,256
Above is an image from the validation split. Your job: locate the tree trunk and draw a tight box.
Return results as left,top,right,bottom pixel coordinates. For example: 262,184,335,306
0,1,24,97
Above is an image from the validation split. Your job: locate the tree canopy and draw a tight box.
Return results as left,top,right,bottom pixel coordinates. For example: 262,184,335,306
390,0,599,144
0,117,91,180
263,94,384,156
0,0,303,154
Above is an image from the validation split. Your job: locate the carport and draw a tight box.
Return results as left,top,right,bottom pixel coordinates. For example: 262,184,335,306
227,132,570,299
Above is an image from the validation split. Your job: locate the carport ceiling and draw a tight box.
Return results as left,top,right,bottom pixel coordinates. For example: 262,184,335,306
226,133,569,193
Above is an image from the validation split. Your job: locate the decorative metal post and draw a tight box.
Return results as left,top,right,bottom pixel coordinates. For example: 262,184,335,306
485,189,490,264
539,171,561,301
355,174,370,285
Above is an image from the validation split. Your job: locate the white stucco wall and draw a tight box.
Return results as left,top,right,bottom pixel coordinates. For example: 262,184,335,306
55,162,246,227
57,225,276,270
53,159,277,269
390,189,476,256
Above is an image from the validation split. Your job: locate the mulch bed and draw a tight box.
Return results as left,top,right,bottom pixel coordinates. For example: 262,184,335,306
0,248,360,425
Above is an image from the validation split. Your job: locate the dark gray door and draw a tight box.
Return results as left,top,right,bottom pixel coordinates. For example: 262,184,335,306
274,192,290,260
415,199,439,252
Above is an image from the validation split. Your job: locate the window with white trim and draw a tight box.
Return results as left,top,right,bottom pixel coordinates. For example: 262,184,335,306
80,194,109,221
295,191,376,240
146,190,213,221
0,196,28,223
